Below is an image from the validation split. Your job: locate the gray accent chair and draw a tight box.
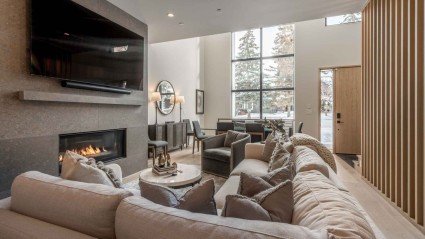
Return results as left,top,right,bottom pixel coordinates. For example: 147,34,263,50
201,131,251,177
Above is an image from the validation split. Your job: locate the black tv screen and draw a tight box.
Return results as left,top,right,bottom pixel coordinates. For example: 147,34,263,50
30,0,144,90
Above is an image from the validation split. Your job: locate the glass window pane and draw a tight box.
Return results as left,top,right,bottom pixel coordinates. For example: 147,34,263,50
326,13,362,26
233,92,260,119
262,91,294,119
232,29,260,60
262,57,294,89
262,25,294,57
232,60,260,90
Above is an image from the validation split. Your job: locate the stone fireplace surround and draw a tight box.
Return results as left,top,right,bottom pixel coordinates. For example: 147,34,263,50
0,0,149,198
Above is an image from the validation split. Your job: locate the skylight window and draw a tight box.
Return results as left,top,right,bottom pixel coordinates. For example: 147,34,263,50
326,13,362,26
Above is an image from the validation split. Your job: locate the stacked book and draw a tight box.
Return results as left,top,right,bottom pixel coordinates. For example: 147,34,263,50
152,165,177,175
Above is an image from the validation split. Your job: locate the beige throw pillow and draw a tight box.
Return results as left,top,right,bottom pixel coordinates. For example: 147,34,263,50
268,139,291,172
139,179,217,215
61,151,115,187
260,132,277,162
222,180,293,223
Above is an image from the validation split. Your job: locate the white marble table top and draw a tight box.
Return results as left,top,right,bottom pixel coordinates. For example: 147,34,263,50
139,164,202,187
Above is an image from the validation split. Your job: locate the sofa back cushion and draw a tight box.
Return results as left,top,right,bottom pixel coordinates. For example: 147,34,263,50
115,196,328,239
292,170,375,239
11,171,132,239
292,146,329,178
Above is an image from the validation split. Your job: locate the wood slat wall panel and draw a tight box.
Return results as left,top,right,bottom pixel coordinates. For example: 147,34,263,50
362,0,424,228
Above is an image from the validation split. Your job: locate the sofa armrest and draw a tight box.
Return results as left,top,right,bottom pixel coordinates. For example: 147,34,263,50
245,143,265,160
231,135,251,170
202,134,226,150
104,163,123,184
0,197,11,210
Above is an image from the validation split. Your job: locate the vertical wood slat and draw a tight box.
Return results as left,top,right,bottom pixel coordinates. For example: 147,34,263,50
416,0,423,224
401,0,408,213
408,0,416,218
396,0,403,207
390,0,396,203
362,0,424,228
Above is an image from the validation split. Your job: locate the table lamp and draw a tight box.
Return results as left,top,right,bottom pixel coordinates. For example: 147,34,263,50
150,92,161,124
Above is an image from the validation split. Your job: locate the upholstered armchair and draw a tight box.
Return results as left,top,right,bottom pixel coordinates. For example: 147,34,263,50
201,131,251,177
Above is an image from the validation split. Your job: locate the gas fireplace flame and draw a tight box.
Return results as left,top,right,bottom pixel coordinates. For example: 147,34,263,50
59,145,107,161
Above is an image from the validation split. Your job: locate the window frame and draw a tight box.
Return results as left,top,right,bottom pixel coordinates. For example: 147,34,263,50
231,26,295,119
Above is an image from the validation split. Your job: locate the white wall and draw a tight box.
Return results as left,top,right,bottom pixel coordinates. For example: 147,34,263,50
148,38,204,125
202,33,232,129
294,19,361,138
202,18,361,138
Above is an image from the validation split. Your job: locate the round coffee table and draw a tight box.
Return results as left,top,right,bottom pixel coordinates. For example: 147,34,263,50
139,164,202,188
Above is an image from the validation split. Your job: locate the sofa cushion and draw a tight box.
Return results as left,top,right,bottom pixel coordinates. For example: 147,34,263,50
139,179,217,215
292,146,330,178
238,166,293,197
61,150,115,187
10,171,131,239
115,196,328,239
292,170,375,239
214,176,240,209
0,209,96,239
222,180,293,223
230,158,269,177
203,147,231,162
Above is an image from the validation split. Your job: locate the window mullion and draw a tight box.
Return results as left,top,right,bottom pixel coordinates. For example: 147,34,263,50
259,27,263,119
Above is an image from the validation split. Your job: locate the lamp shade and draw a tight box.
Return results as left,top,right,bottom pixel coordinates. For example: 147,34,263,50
176,96,185,104
150,92,161,102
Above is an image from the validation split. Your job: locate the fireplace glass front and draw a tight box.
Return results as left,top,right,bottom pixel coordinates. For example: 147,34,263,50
59,129,126,173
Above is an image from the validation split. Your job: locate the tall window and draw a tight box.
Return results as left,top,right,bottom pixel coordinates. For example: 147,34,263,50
231,25,295,119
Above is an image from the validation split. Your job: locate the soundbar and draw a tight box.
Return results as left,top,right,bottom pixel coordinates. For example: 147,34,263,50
61,80,132,94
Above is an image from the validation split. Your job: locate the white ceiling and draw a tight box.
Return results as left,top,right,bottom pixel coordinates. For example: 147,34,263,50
106,0,367,43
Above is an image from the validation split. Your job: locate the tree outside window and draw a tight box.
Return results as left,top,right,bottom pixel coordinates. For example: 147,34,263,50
232,25,295,119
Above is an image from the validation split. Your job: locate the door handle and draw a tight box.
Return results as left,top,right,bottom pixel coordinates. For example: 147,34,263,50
337,121,344,124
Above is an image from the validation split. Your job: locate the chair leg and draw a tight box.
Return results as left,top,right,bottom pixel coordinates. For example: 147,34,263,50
192,137,195,154
197,140,200,152
153,148,156,166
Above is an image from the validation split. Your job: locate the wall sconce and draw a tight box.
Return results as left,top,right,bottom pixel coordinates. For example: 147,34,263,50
150,92,161,124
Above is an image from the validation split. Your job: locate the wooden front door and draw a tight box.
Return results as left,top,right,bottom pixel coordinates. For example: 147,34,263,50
334,66,361,154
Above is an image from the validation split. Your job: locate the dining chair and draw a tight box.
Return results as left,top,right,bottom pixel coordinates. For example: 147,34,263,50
192,120,209,154
183,119,194,148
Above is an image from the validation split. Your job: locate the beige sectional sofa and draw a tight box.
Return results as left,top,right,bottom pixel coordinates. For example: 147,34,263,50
0,143,384,239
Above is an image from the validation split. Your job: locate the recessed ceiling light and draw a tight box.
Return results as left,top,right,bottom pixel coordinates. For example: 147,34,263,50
64,32,70,36
179,22,184,26
167,13,174,18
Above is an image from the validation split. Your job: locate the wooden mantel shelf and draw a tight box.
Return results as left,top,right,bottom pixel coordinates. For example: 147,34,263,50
18,90,144,106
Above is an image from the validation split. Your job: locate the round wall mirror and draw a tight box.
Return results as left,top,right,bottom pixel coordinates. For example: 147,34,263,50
156,81,175,115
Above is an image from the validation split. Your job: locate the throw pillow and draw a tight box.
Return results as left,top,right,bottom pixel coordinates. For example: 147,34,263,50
224,130,239,147
260,132,277,162
61,151,115,187
238,166,294,197
268,139,291,172
139,179,217,215
222,180,293,223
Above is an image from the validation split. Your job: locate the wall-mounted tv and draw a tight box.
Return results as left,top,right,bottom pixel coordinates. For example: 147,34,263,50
30,0,144,91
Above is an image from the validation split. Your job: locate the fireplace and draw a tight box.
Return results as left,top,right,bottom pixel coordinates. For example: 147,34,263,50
59,129,126,173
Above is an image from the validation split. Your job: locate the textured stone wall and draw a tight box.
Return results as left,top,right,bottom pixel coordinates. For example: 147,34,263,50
0,0,149,197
